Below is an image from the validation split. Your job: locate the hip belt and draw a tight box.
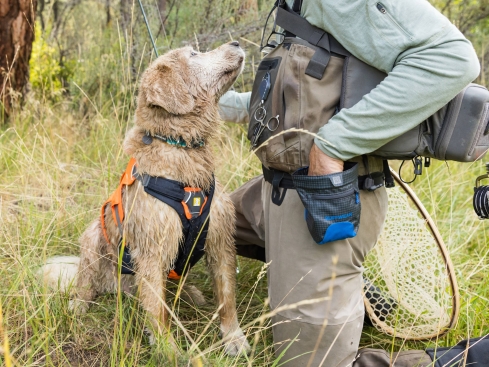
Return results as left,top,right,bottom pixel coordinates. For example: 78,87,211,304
262,165,387,206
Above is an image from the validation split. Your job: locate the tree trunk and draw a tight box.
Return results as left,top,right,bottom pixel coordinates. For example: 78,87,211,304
158,0,166,16
237,0,258,21
0,0,37,121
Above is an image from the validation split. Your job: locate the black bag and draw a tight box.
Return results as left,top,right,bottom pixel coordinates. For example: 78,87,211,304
426,336,489,367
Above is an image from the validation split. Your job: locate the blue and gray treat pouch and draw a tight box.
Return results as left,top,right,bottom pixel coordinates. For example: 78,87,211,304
292,163,361,244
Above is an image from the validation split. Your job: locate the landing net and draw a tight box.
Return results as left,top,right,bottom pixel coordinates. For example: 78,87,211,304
363,171,459,340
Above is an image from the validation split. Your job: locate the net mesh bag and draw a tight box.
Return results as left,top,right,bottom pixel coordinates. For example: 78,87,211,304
363,180,459,340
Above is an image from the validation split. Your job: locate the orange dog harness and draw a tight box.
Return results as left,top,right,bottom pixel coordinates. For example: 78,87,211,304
101,158,215,280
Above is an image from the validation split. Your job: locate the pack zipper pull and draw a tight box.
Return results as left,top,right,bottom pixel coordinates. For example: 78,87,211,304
414,157,423,176
424,157,431,168
376,2,387,13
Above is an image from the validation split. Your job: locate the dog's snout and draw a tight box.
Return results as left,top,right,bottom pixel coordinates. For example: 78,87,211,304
230,41,240,47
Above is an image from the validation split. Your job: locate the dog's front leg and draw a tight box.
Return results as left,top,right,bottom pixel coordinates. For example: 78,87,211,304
71,219,112,313
206,189,250,356
135,257,173,345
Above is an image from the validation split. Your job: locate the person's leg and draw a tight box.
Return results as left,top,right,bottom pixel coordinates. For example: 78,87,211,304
230,175,266,262
264,158,388,367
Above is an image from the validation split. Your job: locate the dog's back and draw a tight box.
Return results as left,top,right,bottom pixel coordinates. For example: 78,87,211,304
38,255,80,292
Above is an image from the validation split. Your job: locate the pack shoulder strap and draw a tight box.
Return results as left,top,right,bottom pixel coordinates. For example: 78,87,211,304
292,0,301,12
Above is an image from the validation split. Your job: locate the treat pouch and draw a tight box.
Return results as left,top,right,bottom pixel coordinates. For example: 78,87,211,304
292,163,360,244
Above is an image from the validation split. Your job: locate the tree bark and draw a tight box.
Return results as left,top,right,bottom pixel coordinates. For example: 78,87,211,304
0,0,37,120
237,0,258,21
158,0,166,16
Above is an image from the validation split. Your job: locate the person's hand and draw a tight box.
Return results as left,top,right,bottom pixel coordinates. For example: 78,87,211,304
308,144,344,176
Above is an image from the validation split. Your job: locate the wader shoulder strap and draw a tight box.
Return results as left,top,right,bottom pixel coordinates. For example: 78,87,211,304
275,2,350,79
291,0,301,12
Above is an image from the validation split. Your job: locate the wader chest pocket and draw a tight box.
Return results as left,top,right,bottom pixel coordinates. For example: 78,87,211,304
248,57,283,150
248,38,345,173
292,163,360,245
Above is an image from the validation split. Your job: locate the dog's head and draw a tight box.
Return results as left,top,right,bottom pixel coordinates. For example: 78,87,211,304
137,42,245,119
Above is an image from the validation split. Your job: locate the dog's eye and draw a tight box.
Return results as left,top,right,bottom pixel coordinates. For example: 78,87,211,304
190,51,197,57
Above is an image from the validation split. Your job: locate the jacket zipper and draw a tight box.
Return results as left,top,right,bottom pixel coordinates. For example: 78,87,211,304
311,188,356,200
376,2,414,41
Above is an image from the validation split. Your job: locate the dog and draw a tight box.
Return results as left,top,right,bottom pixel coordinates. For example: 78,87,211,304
40,41,250,356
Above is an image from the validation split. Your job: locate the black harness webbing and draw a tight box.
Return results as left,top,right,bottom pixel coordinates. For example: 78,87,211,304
120,170,215,277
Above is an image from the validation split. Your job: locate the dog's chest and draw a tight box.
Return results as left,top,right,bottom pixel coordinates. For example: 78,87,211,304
125,184,184,247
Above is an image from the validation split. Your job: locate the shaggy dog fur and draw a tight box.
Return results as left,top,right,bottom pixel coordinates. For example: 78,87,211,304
41,42,250,355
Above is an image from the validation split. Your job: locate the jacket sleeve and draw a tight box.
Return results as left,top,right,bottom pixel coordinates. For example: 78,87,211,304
218,91,251,124
311,2,480,161
315,28,480,161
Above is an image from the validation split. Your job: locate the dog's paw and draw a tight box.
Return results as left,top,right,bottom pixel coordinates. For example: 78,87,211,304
68,299,89,314
180,284,206,307
223,329,250,356
145,328,181,354
144,327,157,345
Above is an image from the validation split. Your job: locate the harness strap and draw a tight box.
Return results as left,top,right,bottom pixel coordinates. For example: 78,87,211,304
134,169,215,279
101,157,137,243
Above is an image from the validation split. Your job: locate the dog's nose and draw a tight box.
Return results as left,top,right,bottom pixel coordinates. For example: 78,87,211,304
230,41,240,47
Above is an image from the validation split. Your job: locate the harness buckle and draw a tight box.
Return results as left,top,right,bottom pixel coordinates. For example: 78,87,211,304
141,174,151,187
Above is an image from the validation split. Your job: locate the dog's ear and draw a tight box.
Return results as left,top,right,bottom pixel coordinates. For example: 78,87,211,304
144,63,195,115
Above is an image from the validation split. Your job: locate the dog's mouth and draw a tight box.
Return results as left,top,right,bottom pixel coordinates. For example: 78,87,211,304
221,58,244,78
222,68,237,77
222,62,243,76
149,103,165,111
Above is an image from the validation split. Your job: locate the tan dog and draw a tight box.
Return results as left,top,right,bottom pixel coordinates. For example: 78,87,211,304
42,42,250,355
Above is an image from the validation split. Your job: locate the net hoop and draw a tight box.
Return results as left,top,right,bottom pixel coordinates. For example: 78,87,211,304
363,169,460,340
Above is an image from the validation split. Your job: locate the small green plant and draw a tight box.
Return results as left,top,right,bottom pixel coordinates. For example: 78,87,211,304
30,26,75,100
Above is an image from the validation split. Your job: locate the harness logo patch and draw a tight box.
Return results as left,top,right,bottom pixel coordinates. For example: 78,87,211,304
193,197,201,207
331,175,343,186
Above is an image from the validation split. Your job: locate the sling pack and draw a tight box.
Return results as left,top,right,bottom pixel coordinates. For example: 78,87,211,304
248,2,489,174
101,158,214,280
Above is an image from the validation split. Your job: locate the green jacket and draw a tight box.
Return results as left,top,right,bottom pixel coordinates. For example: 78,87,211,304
219,0,480,161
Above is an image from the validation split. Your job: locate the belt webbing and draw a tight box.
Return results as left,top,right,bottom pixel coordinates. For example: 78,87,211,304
262,166,386,206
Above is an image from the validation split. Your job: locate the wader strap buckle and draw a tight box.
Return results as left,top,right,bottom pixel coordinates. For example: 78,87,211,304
360,155,385,191
360,172,385,191
271,171,287,206
383,160,395,188
275,4,331,79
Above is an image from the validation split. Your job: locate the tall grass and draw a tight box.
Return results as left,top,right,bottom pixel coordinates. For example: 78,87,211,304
1,0,489,365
